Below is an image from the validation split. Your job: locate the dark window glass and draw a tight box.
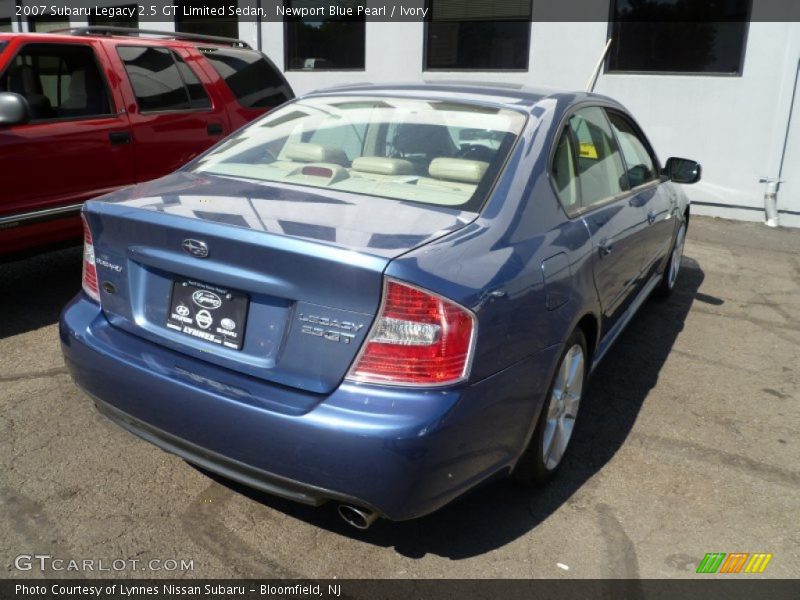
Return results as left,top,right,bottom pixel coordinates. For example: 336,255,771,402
551,128,579,210
0,43,112,120
567,107,628,208
174,0,239,39
607,111,657,188
88,4,138,29
201,47,293,108
608,0,750,74
285,1,365,70
0,19,12,33
173,52,211,110
118,46,208,112
425,0,531,70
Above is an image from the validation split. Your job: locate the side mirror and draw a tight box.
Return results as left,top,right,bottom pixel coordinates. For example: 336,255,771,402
665,157,701,184
0,92,32,126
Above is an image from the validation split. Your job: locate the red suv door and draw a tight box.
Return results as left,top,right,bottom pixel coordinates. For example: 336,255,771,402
0,39,135,255
106,42,231,182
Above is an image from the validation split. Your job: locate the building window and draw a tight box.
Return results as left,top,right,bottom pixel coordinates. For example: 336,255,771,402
425,0,531,70
607,0,750,74
28,16,69,33
1,19,12,33
284,1,365,70
88,4,138,29
174,0,239,40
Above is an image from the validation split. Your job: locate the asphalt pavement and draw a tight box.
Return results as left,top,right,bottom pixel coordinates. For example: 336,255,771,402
1,216,798,579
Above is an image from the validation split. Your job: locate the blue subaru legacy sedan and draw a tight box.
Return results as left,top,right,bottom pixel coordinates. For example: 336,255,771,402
61,83,700,528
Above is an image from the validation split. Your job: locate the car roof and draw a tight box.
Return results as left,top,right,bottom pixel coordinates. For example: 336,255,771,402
306,81,622,112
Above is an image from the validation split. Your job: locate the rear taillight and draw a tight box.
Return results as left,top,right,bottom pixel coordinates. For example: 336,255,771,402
347,279,475,386
81,215,100,302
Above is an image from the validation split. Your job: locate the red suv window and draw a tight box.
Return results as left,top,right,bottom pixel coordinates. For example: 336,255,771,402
199,47,292,109
0,43,113,120
117,45,211,112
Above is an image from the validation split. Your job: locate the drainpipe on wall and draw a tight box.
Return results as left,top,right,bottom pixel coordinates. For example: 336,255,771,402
761,56,800,228
760,178,781,228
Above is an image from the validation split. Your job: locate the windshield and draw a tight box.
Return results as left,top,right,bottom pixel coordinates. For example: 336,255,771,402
192,95,526,210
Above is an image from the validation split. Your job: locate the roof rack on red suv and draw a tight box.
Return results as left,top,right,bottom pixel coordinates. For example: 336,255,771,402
54,26,252,49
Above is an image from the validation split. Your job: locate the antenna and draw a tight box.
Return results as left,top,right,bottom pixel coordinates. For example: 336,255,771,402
586,38,613,93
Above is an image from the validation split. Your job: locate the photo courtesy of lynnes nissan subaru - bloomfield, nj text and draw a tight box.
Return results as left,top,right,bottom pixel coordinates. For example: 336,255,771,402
59,82,700,529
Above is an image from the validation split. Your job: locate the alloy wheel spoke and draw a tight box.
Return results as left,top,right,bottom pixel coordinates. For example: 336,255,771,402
548,393,561,419
546,419,566,467
542,418,558,461
563,390,581,417
566,348,584,391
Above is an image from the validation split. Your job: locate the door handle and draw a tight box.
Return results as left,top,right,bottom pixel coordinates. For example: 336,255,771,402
647,210,656,225
207,123,223,136
108,131,132,145
599,239,613,257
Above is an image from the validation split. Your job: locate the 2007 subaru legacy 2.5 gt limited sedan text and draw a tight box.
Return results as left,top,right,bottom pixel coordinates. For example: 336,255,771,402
60,83,701,529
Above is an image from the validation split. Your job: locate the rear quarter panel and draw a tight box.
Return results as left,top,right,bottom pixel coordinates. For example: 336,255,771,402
387,98,602,383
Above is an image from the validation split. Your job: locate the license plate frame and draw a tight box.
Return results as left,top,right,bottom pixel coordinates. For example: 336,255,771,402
166,278,249,351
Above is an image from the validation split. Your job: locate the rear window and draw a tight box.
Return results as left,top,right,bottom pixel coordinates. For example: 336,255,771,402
191,95,526,211
200,47,292,109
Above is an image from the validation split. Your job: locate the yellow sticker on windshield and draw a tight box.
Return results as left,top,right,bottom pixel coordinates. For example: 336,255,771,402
579,142,598,159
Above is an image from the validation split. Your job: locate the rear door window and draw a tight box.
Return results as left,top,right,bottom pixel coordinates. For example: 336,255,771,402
0,43,112,120
566,107,629,208
117,46,211,112
200,47,292,109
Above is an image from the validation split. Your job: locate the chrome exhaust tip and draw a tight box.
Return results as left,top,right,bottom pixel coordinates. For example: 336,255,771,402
337,504,379,530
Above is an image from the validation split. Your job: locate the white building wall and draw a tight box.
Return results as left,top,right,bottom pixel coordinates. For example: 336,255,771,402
276,20,800,226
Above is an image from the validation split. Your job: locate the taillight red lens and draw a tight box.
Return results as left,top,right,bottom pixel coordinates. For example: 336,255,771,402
81,215,100,302
347,279,475,386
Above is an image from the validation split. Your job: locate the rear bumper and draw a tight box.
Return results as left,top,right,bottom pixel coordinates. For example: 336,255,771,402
60,295,559,520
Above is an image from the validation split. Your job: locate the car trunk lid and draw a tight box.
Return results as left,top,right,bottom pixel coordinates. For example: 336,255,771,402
83,172,474,395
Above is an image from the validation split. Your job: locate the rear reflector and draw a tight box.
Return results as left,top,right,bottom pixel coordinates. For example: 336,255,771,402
81,215,100,302
347,279,475,386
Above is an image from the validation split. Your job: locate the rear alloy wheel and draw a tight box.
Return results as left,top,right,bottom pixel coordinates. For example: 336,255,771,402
656,222,687,297
513,329,587,485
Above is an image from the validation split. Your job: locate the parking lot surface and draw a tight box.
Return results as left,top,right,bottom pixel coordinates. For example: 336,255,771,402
1,216,798,579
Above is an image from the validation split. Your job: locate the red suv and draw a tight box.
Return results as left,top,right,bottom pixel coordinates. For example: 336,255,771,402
0,27,293,258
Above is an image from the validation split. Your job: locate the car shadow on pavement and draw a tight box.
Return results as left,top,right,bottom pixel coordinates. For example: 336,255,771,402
0,246,83,340
206,255,711,560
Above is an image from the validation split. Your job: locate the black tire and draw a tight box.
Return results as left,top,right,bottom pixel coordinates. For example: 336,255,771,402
654,221,687,299
513,328,588,486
